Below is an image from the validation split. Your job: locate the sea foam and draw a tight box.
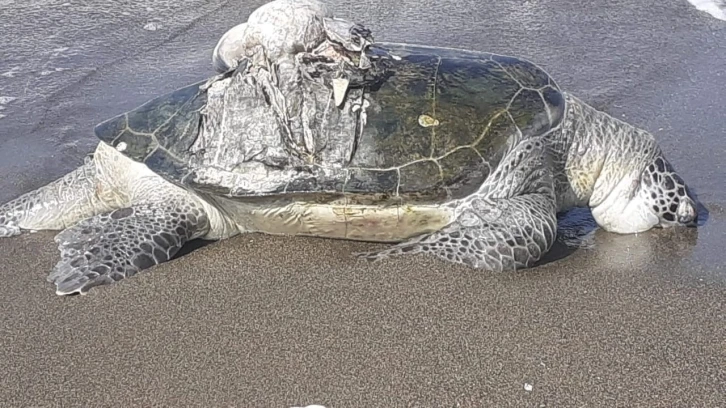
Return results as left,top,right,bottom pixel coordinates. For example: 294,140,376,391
687,0,726,20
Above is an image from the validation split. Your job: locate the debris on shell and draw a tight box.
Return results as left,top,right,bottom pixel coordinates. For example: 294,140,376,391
418,114,440,127
332,77,350,107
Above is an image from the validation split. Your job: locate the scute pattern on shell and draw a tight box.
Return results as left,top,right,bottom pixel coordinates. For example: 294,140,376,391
93,80,207,186
188,43,565,205
94,40,566,206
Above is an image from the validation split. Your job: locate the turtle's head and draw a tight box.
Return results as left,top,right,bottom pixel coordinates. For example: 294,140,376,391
638,155,698,228
592,153,698,234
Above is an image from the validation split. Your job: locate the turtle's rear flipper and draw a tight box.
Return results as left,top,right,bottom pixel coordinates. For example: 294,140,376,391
48,198,210,295
356,137,558,271
0,160,106,237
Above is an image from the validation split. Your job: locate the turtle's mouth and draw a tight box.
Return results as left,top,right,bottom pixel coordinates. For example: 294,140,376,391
636,154,701,229
647,195,698,229
664,197,698,227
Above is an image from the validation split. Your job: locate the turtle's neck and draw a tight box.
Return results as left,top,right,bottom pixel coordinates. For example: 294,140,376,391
546,92,659,212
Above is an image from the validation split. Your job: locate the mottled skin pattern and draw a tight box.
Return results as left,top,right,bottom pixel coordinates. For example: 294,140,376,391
0,38,698,294
0,141,226,295
48,196,208,294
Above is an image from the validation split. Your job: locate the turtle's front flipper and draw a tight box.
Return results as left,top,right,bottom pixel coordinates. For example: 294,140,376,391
48,196,210,295
357,137,558,271
0,159,110,237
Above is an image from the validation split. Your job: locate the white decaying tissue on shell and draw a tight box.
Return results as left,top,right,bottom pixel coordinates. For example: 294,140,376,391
211,0,374,109
212,22,249,73
211,0,333,73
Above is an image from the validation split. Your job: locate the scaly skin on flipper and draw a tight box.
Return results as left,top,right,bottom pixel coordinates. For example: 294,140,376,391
0,160,112,237
357,136,557,270
48,194,210,295
0,137,225,295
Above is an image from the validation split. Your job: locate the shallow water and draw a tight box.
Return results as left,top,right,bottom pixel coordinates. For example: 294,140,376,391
0,0,725,280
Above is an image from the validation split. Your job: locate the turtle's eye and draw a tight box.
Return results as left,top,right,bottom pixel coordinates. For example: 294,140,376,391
640,156,697,227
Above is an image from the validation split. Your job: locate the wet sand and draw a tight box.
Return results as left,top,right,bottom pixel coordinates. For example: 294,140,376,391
1,0,725,406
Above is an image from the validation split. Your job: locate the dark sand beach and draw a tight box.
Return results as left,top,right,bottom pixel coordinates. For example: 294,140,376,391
1,0,725,406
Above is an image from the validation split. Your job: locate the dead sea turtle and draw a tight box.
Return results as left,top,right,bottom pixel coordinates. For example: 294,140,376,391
0,1,698,295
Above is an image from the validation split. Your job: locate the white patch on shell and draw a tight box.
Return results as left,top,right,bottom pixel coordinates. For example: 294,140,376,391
212,0,332,72
332,77,350,107
212,23,248,72
115,142,127,152
418,114,440,127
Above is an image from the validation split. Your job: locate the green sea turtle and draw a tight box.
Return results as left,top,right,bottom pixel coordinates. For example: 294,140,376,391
0,0,698,295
